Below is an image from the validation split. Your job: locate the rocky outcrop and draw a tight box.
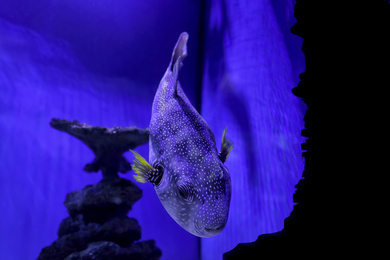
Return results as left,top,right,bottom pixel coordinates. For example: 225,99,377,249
64,178,142,223
50,118,149,179
38,119,161,260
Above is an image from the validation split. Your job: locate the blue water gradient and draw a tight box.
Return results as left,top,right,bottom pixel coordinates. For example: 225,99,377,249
200,0,305,259
0,9,199,259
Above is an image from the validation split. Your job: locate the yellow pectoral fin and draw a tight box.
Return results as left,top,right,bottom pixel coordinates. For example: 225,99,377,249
130,150,155,183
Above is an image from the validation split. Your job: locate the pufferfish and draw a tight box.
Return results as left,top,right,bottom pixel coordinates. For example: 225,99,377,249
130,32,233,238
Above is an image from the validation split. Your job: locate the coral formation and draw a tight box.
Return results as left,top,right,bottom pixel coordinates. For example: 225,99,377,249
50,118,149,179
38,119,161,260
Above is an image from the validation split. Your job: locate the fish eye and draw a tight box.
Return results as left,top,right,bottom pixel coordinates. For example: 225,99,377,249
177,184,191,200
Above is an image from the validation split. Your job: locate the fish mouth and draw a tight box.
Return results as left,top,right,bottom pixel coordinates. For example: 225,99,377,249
204,223,226,234
194,217,226,237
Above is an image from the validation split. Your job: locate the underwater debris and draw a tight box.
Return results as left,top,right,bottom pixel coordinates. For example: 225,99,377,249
50,118,149,179
38,119,161,260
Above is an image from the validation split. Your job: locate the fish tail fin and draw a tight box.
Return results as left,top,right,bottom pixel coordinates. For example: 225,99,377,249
170,32,188,96
219,127,233,163
130,150,155,183
171,32,188,72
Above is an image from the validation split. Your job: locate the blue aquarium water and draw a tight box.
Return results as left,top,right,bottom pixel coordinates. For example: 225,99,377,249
0,1,304,259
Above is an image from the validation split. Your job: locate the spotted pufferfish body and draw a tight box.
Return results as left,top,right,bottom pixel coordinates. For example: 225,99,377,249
131,32,233,238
